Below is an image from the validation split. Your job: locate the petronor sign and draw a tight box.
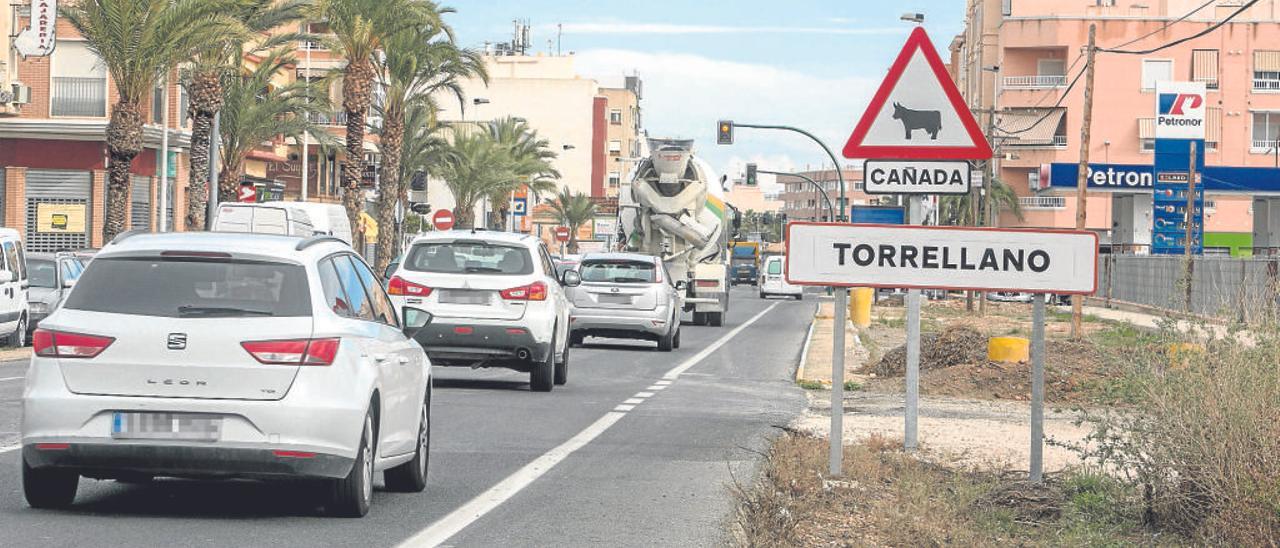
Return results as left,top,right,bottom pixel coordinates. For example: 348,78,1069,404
784,222,1097,294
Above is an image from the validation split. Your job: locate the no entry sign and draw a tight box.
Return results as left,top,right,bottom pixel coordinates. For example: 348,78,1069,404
785,222,1097,294
554,226,571,242
432,209,455,231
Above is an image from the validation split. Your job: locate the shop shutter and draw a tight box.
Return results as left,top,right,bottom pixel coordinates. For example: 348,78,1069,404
130,175,152,231
25,170,92,253
0,168,6,226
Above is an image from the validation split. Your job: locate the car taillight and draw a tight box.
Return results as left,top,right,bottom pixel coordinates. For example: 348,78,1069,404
388,276,432,297
241,338,340,366
32,329,115,359
500,281,547,301
695,280,719,288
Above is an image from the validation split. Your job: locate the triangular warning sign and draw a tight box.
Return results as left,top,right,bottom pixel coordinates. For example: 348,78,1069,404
843,27,992,160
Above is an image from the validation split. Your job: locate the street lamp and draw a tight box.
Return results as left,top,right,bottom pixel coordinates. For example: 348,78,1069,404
900,12,925,23
473,97,490,105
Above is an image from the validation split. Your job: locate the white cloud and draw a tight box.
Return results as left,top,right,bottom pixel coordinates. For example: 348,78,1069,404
557,22,900,35
574,49,877,179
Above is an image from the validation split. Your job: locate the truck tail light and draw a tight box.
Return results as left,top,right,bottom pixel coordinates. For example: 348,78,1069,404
388,276,432,297
241,338,340,365
500,281,547,301
694,280,719,288
33,329,115,359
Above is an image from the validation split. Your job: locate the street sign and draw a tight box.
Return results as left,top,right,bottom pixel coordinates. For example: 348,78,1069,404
785,222,1097,294
432,209,455,231
512,197,528,216
238,184,256,203
863,160,971,195
554,226,571,242
841,27,992,160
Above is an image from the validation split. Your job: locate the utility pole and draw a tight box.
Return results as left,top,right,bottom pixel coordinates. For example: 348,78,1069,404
158,72,170,232
978,103,998,316
1184,143,1198,309
302,36,311,202
206,112,221,230
1071,24,1097,339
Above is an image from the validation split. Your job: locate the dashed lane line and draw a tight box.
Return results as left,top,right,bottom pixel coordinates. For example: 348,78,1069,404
661,304,779,380
0,376,23,382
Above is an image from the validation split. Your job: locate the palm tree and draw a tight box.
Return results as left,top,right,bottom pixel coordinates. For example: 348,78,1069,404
216,50,332,202
435,131,517,229
547,188,596,254
938,176,1023,226
62,0,240,242
372,16,486,273
484,117,560,229
309,0,440,248
185,0,308,231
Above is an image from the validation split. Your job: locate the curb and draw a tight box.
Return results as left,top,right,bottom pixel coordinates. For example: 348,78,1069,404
796,309,817,382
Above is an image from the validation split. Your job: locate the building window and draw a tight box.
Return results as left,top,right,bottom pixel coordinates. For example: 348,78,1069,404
1252,111,1280,151
151,83,165,124
51,41,108,117
608,140,622,155
1141,138,1155,153
1191,49,1219,89
608,171,621,187
1141,59,1173,91
1254,51,1280,92
609,109,622,124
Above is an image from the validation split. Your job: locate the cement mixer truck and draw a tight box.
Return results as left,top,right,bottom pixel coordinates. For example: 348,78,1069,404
618,138,733,327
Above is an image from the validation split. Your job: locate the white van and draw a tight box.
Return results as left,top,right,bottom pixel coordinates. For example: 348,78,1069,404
212,202,353,245
0,228,31,346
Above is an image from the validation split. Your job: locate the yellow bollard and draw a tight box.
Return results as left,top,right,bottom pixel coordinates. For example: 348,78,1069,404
1167,342,1204,369
850,287,874,328
988,336,1031,363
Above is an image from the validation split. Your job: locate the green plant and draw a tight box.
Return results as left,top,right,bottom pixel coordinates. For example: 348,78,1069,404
547,188,596,254
843,380,863,391
796,379,824,390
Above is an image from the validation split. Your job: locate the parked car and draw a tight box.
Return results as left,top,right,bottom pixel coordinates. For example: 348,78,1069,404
987,291,1035,303
383,254,402,288
757,255,802,300
387,230,579,391
25,252,85,336
211,202,354,245
21,232,434,517
0,228,30,347
567,253,684,351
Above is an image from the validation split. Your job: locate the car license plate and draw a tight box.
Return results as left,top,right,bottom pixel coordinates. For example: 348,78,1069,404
440,290,488,305
111,412,222,441
599,294,632,305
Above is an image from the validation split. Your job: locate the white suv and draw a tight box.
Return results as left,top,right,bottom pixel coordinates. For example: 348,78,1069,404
388,230,580,392
0,228,31,347
21,232,433,517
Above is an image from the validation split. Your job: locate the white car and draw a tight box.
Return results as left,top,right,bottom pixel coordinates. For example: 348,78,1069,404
567,253,684,351
758,256,803,300
0,228,31,347
21,232,433,517
388,230,580,392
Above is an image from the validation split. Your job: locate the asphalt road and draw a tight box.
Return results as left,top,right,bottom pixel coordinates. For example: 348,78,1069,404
0,288,812,547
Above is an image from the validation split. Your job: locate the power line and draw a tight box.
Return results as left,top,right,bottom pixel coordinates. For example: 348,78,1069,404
994,62,1086,136
1099,0,1261,55
1104,0,1217,51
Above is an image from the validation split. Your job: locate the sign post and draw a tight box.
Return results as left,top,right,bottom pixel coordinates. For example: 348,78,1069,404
1030,296,1046,482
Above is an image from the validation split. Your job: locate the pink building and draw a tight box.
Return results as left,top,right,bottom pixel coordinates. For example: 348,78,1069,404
951,0,1280,254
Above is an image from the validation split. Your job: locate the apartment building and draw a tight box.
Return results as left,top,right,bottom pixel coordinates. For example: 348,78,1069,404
0,5,190,251
600,76,644,198
777,168,868,222
951,0,1280,253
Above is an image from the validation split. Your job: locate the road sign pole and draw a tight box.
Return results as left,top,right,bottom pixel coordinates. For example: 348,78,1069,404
1030,295,1046,482
904,195,923,451
831,288,847,476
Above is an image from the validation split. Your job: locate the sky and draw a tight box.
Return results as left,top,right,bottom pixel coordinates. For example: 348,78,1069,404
444,1,966,192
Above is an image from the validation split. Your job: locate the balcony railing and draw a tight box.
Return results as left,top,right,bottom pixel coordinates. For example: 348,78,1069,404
1193,76,1219,90
1018,196,1066,209
1009,135,1068,148
1254,78,1280,91
308,111,348,126
1253,139,1279,152
51,77,107,117
1003,75,1067,89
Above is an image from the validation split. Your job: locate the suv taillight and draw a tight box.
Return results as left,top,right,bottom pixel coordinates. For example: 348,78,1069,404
241,338,340,366
32,329,115,359
388,275,432,297
500,281,547,301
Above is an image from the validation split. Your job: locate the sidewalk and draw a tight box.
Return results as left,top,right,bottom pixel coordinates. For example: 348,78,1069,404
796,300,866,386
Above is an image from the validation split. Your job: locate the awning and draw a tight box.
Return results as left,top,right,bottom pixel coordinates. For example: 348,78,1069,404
1255,50,1280,72
1138,118,1155,140
358,211,378,240
997,109,1066,145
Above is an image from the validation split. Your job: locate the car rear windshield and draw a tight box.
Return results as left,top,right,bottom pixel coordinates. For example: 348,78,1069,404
767,260,783,275
28,259,56,288
580,260,657,283
64,257,311,318
404,241,533,275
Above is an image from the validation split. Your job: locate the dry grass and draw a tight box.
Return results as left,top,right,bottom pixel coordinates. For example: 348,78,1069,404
729,432,1165,547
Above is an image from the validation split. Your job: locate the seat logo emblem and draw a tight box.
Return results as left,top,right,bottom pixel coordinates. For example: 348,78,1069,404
167,333,187,350
610,287,620,293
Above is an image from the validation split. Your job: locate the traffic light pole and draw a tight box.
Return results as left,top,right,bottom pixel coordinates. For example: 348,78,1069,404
758,169,836,222
731,123,849,222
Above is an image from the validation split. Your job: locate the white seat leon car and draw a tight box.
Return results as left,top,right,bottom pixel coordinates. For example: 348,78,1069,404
20,232,434,518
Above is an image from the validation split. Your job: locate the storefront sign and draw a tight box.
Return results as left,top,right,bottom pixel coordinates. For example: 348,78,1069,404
14,0,57,57
36,203,86,233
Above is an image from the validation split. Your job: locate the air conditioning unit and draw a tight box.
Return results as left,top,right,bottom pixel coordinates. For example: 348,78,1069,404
10,83,32,105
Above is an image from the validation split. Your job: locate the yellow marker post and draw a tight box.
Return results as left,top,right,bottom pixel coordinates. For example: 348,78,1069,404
850,287,873,328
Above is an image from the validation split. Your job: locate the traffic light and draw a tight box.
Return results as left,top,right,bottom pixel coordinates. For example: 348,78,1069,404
411,203,432,215
745,163,758,186
762,212,774,226
716,120,734,145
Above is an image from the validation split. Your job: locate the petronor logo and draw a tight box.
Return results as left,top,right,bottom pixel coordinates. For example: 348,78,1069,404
1158,93,1203,116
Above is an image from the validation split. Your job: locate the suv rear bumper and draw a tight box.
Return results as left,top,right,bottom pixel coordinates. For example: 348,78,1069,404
22,442,353,480
414,323,551,367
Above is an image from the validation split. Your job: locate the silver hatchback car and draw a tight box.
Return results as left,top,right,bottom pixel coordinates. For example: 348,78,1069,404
567,253,684,351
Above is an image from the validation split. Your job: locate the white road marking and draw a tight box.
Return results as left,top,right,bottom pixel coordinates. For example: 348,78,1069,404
662,303,779,380
400,301,779,547
623,398,644,405
646,385,667,390
634,392,655,398
613,405,635,412
654,380,672,386
399,412,627,547
0,376,24,383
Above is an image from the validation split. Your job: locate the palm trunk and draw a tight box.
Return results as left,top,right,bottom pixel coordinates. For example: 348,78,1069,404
186,69,222,231
375,107,404,274
453,200,474,229
105,102,145,242
218,157,242,204
342,59,375,253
